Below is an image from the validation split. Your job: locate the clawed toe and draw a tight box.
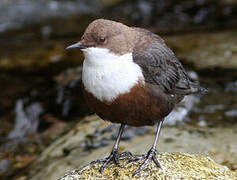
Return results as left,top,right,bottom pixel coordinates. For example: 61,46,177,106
133,148,161,177
92,148,161,176
120,151,133,157
93,150,133,173
91,122,163,176
99,152,119,173
128,154,146,163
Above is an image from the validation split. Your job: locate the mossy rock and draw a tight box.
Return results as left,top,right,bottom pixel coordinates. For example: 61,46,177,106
59,152,237,180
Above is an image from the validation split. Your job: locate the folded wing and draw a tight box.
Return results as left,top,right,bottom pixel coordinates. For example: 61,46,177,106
133,29,207,95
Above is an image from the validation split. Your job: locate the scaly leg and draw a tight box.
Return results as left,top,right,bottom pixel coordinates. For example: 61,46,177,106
92,124,132,173
133,120,163,177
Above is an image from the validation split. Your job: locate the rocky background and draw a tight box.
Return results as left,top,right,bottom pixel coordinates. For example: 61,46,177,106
0,0,237,179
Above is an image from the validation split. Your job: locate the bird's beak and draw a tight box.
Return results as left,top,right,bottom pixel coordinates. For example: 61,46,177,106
66,42,86,50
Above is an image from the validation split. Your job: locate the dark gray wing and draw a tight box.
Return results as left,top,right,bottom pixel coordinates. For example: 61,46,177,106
133,34,203,95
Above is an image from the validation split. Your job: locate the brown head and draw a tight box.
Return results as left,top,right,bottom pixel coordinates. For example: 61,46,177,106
66,19,137,55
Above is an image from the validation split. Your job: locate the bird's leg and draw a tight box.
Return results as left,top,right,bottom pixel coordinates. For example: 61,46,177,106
132,120,163,177
93,124,132,173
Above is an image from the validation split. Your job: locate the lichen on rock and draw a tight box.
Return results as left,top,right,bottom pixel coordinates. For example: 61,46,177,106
59,152,237,180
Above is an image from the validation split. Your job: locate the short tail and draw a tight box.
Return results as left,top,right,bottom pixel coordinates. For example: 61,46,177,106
190,82,208,95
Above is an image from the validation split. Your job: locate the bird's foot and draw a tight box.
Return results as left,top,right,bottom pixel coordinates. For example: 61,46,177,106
91,150,132,173
128,154,146,162
132,148,161,177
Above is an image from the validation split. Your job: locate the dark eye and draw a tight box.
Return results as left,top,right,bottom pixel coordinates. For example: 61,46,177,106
99,37,106,43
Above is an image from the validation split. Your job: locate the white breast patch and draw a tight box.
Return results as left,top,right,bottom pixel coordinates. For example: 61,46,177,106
82,47,144,103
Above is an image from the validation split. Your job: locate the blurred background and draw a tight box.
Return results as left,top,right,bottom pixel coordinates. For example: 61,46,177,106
0,0,237,179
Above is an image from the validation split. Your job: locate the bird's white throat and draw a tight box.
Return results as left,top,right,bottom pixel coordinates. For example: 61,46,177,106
82,47,144,103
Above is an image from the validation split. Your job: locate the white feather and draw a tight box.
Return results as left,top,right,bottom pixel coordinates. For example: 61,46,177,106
82,47,144,103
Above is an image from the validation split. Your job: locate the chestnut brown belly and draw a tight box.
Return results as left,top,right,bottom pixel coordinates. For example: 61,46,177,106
82,82,182,127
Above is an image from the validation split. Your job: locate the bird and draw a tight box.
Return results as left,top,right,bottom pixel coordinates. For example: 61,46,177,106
66,19,207,176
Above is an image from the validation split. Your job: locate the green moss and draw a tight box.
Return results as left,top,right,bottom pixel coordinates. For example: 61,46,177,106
59,152,237,179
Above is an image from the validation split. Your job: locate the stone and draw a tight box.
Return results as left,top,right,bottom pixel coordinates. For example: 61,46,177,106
165,30,237,69
59,152,237,179
27,115,237,180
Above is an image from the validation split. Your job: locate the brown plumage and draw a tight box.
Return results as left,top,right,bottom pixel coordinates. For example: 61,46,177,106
83,81,177,127
66,19,207,177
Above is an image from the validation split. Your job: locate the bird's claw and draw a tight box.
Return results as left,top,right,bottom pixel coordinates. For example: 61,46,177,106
132,148,161,177
128,154,146,163
91,150,133,173
99,150,120,173
120,151,133,157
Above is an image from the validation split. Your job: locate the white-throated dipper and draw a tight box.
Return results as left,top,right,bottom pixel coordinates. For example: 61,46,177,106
66,19,207,176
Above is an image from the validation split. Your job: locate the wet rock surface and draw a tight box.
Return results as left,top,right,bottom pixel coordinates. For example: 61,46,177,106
59,152,237,180
0,38,83,70
19,115,237,180
165,30,237,69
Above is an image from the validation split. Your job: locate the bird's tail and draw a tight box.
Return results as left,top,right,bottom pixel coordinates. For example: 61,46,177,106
190,82,208,95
